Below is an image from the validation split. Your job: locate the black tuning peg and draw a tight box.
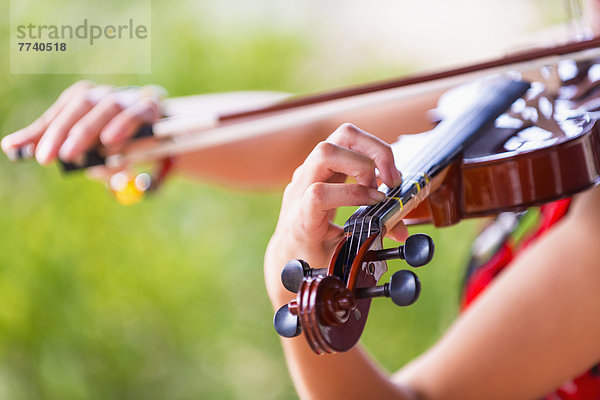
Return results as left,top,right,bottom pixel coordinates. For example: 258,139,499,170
356,270,421,307
370,233,434,267
273,304,302,338
281,259,327,293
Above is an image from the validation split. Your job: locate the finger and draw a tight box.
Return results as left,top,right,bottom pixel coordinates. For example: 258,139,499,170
298,141,380,190
327,123,402,188
85,165,114,182
299,182,386,232
2,122,46,155
35,91,97,164
386,222,409,243
100,98,159,146
58,94,123,161
86,165,129,187
1,81,93,153
4,143,35,161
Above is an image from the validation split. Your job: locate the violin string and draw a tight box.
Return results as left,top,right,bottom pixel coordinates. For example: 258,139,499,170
363,119,456,221
356,213,366,281
360,127,461,227
343,78,527,275
358,78,522,233
357,135,431,227
345,219,358,281
391,78,521,190
343,161,425,275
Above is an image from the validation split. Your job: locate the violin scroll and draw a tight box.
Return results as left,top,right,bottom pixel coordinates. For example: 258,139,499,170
273,233,434,354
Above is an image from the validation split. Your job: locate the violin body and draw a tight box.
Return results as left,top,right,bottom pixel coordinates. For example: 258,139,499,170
403,56,600,226
406,116,600,226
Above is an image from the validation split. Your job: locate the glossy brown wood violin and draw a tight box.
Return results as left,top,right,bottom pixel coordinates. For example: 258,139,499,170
272,55,600,354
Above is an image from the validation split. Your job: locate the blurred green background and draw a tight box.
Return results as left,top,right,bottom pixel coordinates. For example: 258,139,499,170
0,1,564,399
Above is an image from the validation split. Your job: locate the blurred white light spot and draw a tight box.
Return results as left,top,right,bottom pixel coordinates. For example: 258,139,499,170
538,96,553,119
135,173,152,192
558,60,578,81
109,171,129,191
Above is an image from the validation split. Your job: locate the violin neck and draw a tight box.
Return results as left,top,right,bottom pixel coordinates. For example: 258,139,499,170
346,78,531,234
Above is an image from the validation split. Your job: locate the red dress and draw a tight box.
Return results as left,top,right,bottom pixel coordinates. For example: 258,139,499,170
461,199,600,400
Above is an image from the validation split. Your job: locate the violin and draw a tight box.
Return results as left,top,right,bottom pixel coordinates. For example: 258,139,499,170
272,53,600,354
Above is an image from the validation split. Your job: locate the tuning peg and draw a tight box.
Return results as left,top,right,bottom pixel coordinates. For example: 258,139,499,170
273,304,302,338
281,259,327,293
370,233,434,267
356,270,421,307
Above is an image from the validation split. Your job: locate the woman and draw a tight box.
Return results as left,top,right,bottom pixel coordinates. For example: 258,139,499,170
4,1,600,398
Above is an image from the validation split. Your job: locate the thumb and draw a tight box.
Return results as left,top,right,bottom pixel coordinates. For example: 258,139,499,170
385,221,409,243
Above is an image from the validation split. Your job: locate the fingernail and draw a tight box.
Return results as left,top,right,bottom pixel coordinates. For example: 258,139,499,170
35,141,52,164
389,167,402,188
370,176,378,189
100,130,117,146
0,137,11,152
368,189,386,202
23,143,35,159
6,148,18,161
58,137,76,161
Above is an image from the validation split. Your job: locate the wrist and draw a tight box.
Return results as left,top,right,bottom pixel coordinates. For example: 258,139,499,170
264,234,296,307
264,231,336,307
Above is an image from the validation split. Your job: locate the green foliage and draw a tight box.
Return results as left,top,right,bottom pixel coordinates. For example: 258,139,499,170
0,1,479,398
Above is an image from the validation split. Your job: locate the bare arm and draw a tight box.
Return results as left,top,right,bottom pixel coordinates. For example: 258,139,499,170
1,82,438,189
175,91,438,188
264,121,600,399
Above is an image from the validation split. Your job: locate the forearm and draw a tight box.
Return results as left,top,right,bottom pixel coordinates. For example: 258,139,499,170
172,91,439,188
282,341,417,400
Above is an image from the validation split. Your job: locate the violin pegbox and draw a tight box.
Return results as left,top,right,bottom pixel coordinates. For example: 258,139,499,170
273,233,435,355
